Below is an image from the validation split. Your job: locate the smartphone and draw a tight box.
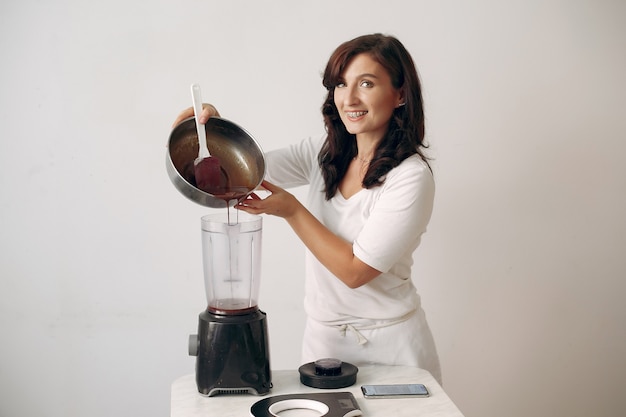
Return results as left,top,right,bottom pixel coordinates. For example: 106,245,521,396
361,383,429,399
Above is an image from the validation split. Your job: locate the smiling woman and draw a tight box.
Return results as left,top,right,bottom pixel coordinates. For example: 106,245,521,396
332,54,405,199
333,54,404,143
319,34,428,198
173,33,440,383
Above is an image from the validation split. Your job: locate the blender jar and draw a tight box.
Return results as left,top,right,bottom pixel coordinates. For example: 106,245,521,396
200,212,262,314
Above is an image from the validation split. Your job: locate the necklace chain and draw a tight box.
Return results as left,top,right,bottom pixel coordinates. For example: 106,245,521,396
354,155,372,163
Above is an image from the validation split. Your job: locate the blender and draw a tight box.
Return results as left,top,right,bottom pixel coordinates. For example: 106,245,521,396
188,212,271,396
166,117,271,396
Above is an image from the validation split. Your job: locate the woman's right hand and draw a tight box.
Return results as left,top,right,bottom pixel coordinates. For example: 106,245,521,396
172,103,221,128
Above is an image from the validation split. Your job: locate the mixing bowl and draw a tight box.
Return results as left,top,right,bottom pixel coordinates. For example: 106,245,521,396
166,117,266,208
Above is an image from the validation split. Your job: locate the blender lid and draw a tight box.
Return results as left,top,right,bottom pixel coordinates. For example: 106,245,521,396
298,359,358,389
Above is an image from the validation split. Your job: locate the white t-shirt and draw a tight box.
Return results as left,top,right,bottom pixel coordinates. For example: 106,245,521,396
264,134,435,324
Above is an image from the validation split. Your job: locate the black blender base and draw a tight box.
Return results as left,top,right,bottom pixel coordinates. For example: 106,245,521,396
191,308,272,396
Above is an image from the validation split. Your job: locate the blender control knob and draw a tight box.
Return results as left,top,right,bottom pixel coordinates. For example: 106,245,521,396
188,334,199,356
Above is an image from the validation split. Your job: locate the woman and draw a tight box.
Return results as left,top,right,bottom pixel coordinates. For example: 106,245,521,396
174,33,441,383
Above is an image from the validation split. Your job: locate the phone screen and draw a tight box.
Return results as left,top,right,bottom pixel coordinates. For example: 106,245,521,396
361,384,429,398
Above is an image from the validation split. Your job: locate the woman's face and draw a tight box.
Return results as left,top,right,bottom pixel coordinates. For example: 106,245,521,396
334,53,403,141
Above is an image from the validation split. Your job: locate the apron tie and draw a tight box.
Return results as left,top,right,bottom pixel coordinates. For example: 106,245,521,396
334,310,416,346
337,324,368,345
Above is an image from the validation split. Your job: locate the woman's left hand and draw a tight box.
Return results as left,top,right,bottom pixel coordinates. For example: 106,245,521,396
237,180,300,219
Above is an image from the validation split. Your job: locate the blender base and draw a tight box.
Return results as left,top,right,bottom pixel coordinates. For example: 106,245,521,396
189,307,272,396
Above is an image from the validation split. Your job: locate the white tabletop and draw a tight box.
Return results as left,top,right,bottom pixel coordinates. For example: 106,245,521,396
171,365,464,417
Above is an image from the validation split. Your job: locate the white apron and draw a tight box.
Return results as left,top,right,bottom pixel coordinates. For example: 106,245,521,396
301,307,442,385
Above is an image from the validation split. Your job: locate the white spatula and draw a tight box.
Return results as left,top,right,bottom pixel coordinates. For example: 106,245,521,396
191,83,222,193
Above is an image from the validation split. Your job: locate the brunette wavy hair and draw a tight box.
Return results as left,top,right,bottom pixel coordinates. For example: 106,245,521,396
319,33,430,200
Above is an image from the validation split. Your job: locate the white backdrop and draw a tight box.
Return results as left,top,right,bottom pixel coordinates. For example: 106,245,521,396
1,1,625,417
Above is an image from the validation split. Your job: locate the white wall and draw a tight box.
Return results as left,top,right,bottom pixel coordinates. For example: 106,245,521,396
1,1,625,416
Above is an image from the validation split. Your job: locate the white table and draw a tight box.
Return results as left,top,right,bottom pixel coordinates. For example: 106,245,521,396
171,365,464,417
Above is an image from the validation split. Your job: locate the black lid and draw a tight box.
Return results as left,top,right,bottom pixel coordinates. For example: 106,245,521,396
298,358,358,389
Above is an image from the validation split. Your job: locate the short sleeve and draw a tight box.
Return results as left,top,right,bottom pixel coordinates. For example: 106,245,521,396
353,157,435,273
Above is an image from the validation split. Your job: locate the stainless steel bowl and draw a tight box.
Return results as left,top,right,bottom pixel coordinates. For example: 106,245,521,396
166,117,265,208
